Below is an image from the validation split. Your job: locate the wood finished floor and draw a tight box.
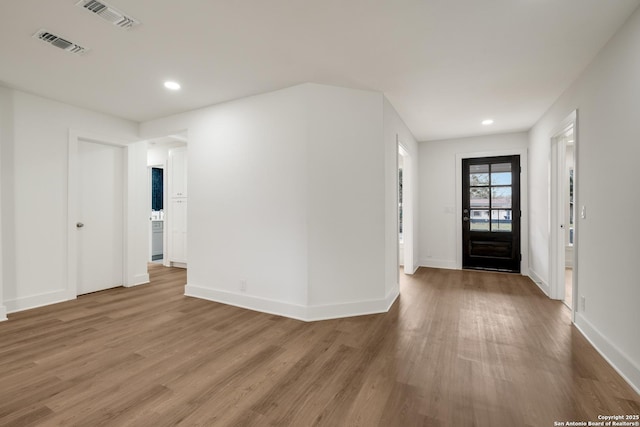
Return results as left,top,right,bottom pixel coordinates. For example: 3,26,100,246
1,265,638,426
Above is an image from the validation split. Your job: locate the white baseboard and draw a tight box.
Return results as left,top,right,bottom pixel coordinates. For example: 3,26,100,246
126,273,150,287
419,258,458,270
402,264,419,275
5,289,72,314
185,284,308,320
0,305,6,321
574,312,640,395
306,288,399,321
170,262,187,269
528,268,549,296
185,284,398,322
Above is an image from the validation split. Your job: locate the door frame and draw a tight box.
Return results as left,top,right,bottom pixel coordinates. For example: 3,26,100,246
67,130,129,298
148,164,168,263
398,140,415,274
455,148,529,274
549,110,579,320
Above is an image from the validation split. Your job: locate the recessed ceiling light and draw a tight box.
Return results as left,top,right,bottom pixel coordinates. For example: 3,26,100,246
482,119,494,126
164,81,181,90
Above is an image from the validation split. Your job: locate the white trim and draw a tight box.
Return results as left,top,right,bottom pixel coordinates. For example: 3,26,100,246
306,289,399,321
148,166,154,262
125,273,150,288
5,289,72,314
549,110,578,144
455,148,529,274
185,284,308,320
185,284,398,322
549,111,578,323
68,129,131,298
419,258,458,270
0,306,6,321
570,115,579,324
398,139,415,275
528,268,549,296
163,165,170,267
395,138,400,286
574,313,640,395
403,264,419,275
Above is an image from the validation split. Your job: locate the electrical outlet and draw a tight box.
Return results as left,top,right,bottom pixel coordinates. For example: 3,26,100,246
240,280,247,292
580,296,586,312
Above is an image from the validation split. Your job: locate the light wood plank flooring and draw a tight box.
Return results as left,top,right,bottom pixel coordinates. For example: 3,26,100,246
0,265,638,426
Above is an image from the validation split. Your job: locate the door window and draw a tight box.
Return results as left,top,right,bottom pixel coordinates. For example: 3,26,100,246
469,162,513,232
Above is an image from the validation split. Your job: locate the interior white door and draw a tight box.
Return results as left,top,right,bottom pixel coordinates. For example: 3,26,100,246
77,140,124,295
168,148,187,198
169,198,187,263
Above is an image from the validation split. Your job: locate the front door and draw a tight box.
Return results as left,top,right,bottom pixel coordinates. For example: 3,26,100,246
462,155,521,272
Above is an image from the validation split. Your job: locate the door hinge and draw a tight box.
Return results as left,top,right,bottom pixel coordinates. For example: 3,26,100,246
520,210,522,218
519,254,522,261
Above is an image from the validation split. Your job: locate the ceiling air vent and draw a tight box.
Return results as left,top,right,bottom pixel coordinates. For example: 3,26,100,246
76,0,140,29
33,29,88,55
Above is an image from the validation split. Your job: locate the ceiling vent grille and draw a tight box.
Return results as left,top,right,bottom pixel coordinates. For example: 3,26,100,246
33,29,88,55
76,0,140,29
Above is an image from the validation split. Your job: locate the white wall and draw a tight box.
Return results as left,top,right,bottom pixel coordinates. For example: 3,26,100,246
193,85,310,311
1,88,142,313
141,83,404,321
306,85,386,308
529,6,640,392
0,86,11,320
418,132,529,271
147,141,186,166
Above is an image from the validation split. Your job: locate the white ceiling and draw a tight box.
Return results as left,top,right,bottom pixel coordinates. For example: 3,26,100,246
1,0,638,141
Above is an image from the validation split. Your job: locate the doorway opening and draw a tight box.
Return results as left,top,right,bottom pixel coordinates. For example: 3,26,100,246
398,151,404,266
550,113,577,312
149,166,164,263
398,142,414,274
146,133,188,268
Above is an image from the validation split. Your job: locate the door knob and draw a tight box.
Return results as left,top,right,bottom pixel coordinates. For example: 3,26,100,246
463,217,469,222
76,222,84,228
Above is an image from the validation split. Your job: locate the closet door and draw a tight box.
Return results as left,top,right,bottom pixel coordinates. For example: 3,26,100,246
169,198,187,263
168,148,187,198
